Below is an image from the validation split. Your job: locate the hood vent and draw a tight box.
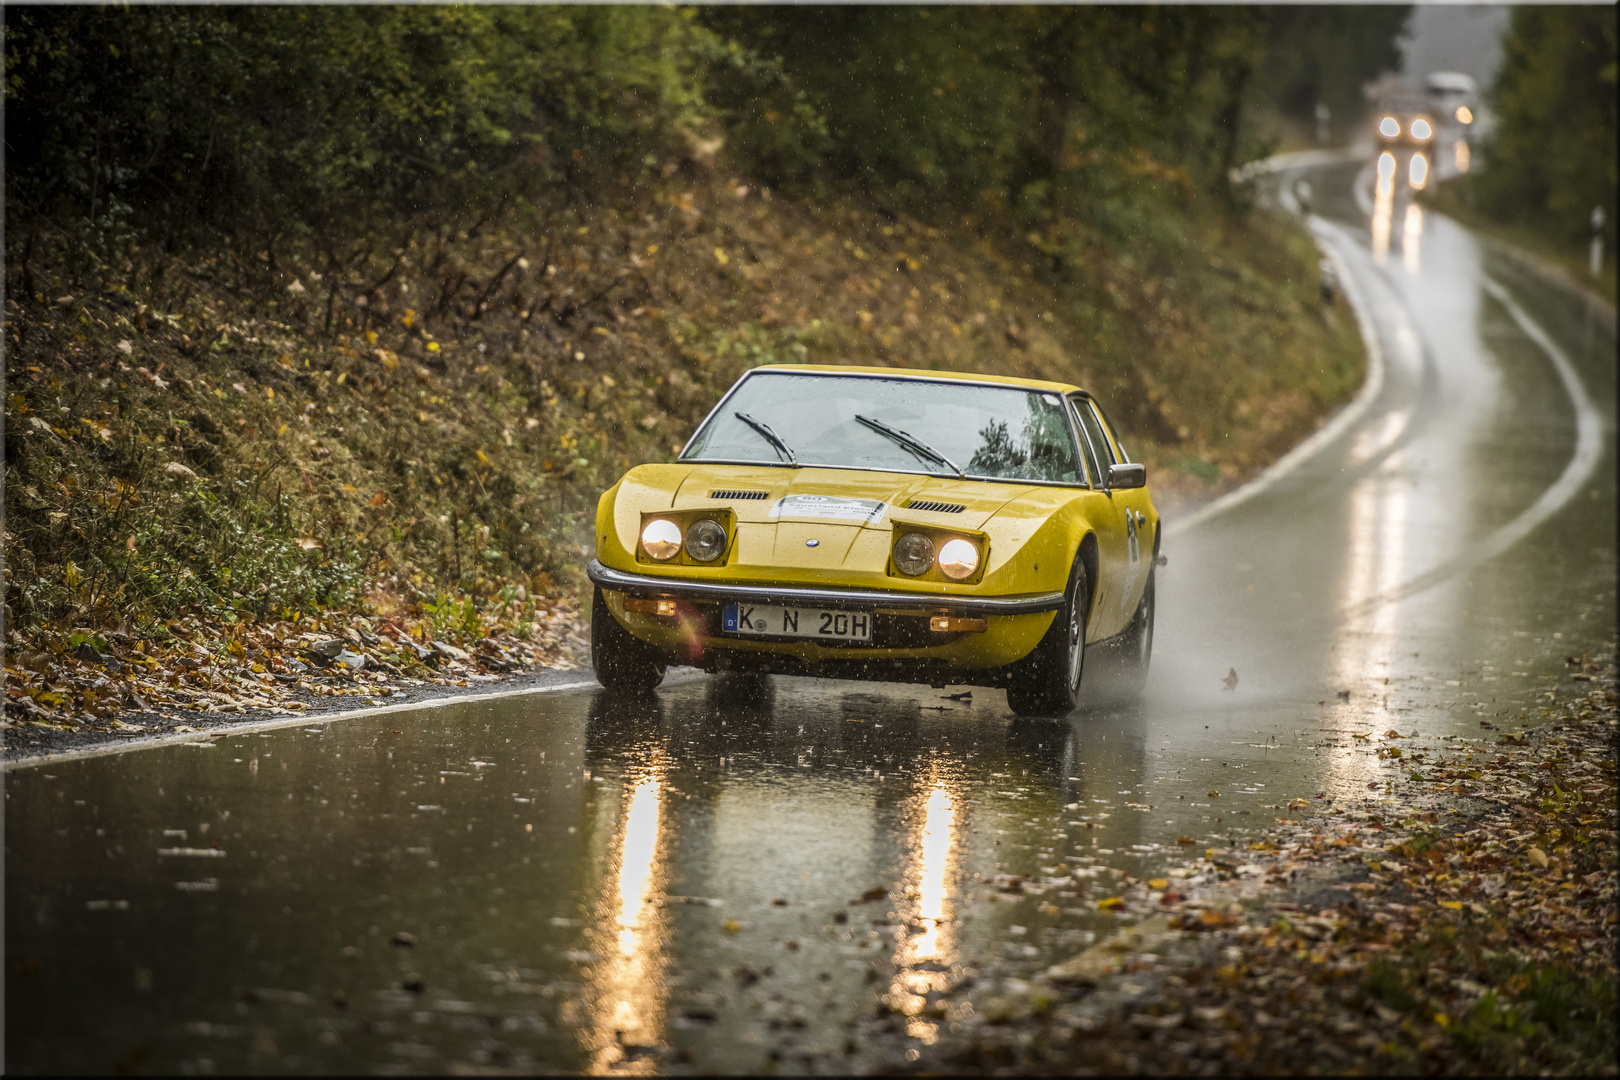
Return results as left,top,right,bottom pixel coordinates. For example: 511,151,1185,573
906,499,967,514
710,489,770,501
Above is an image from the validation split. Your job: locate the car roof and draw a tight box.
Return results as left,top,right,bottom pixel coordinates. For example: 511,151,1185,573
747,364,1086,396
1425,71,1476,93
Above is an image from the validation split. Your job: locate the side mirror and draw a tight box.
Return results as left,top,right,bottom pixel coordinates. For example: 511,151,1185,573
1108,462,1146,490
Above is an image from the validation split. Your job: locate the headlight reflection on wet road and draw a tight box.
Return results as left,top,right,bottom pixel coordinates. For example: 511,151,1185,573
1371,152,1396,263
1403,203,1424,275
1327,449,1410,793
1408,151,1429,190
589,767,668,1074
890,781,958,1043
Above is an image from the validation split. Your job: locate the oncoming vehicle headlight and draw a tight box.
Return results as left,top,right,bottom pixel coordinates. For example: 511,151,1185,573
893,532,935,576
1409,118,1432,141
640,519,682,561
684,518,727,562
937,538,980,580
1378,116,1400,139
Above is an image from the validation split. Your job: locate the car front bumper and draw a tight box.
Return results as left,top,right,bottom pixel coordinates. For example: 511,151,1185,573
585,560,1064,615
587,559,1063,681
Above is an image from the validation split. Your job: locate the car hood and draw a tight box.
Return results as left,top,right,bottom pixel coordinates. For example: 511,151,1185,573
669,463,1035,531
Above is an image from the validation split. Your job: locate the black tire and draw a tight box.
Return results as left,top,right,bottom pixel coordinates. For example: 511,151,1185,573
1006,559,1089,717
591,588,666,693
1115,569,1155,697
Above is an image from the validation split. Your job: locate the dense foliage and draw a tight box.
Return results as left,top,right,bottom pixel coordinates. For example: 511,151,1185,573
3,6,713,243
5,5,1409,248
1473,7,1618,249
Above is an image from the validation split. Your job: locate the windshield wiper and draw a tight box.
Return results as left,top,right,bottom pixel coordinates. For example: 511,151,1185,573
734,411,797,466
855,414,964,479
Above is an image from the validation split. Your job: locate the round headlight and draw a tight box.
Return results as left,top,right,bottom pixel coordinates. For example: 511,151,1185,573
1378,117,1400,139
1409,118,1432,141
640,519,682,561
937,538,980,580
684,518,727,562
893,532,935,576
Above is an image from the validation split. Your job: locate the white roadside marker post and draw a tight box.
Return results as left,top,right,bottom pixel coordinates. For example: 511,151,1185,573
1591,206,1605,278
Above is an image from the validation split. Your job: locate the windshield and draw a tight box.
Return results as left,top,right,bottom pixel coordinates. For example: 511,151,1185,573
682,372,1083,484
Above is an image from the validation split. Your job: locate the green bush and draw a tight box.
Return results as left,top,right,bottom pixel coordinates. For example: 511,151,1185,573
1474,8,1618,248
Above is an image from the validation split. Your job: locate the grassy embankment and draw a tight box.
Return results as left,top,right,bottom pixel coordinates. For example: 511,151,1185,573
5,171,1362,629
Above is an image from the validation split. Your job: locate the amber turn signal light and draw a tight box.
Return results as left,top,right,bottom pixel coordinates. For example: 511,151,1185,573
930,615,986,633
625,597,680,617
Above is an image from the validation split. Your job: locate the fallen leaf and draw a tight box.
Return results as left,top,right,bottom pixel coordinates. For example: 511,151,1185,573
1528,847,1549,869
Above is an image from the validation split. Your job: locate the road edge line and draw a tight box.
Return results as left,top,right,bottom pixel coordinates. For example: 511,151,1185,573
1,677,601,772
1166,216,1386,538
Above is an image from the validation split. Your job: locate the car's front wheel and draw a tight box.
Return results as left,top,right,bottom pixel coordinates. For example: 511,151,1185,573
1006,559,1089,717
591,588,666,693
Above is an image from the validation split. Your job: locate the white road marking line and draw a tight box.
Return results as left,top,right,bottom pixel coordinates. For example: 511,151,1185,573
1342,276,1604,615
2,678,601,771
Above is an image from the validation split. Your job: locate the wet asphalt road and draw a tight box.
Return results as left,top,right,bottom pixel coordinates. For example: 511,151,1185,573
6,159,1615,1075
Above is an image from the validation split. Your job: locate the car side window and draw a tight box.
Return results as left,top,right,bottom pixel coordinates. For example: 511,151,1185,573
1073,399,1116,482
1067,397,1103,486
1088,399,1132,464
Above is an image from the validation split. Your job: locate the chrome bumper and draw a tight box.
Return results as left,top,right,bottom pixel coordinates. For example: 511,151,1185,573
587,560,1064,616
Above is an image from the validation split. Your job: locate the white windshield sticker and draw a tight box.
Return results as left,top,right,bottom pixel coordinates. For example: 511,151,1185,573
769,495,885,522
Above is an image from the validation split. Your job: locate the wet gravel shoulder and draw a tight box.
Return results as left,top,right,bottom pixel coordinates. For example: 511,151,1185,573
874,667,1619,1077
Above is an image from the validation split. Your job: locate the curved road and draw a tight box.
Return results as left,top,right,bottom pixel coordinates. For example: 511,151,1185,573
7,158,1615,1074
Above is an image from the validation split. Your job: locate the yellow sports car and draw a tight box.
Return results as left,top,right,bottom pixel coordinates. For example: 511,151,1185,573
587,366,1159,715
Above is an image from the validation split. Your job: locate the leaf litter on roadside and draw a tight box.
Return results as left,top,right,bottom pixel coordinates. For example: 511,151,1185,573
3,603,587,744
884,666,1618,1075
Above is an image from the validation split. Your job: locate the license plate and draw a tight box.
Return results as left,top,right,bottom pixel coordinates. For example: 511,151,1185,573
722,603,872,641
